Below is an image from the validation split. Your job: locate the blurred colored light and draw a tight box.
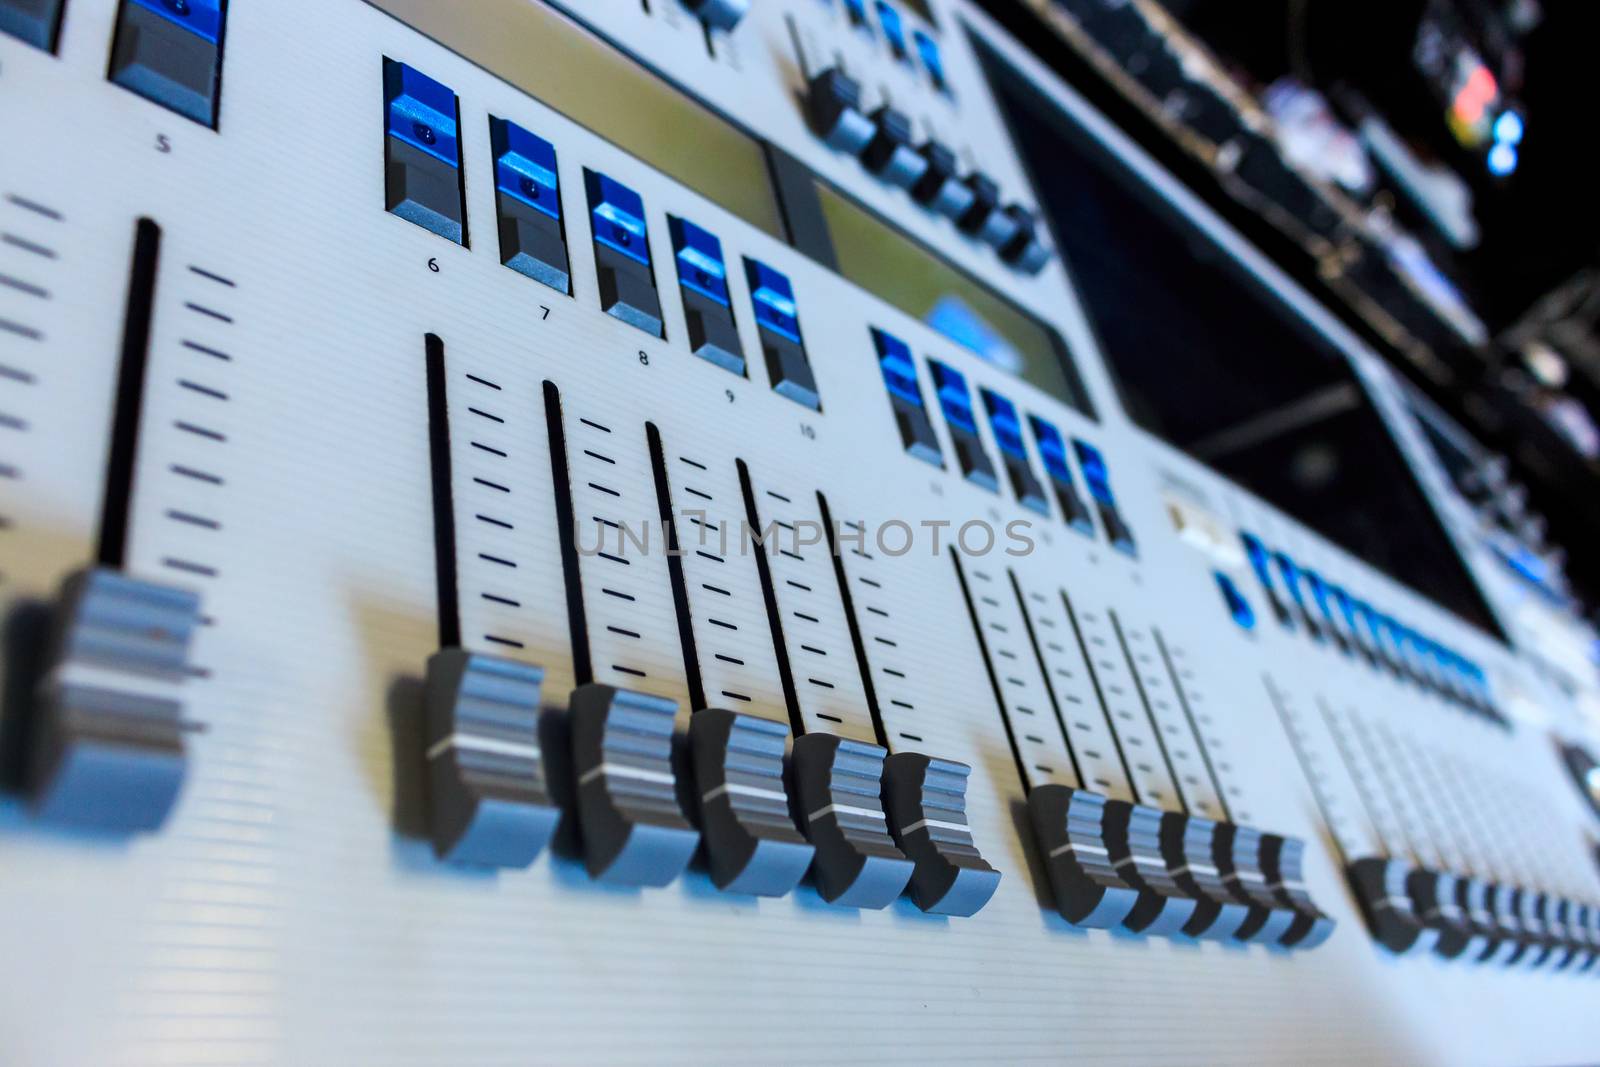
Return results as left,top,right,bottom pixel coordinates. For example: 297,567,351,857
1488,141,1518,176
1494,110,1525,145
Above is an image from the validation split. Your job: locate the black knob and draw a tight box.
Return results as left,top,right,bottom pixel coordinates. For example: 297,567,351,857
806,68,874,155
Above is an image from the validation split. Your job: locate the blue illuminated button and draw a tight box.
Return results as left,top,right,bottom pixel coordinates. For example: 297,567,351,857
872,329,942,468
927,361,997,493
1328,585,1377,665
1028,416,1093,536
1240,534,1291,626
585,170,664,337
913,29,949,94
745,260,818,409
1303,571,1352,655
980,390,1048,515
842,0,868,26
1216,572,1255,631
874,0,908,59
490,118,569,293
109,0,227,127
1071,439,1135,556
1271,552,1322,641
0,0,65,50
381,60,466,244
669,217,743,375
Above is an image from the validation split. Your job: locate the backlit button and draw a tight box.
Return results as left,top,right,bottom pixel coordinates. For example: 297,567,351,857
912,28,949,94
585,170,664,338
806,67,875,155
109,0,227,128
1029,414,1093,536
873,0,908,60
669,216,743,375
490,117,569,293
862,106,928,190
382,60,466,245
980,388,1048,516
745,259,819,410
928,360,997,493
872,328,942,467
1072,438,1135,556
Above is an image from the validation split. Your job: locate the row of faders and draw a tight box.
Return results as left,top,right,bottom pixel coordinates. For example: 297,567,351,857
414,323,1002,914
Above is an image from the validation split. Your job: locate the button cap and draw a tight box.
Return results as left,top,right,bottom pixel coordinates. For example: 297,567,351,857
423,650,559,868
957,173,1018,248
882,752,1001,916
806,68,875,155
1213,822,1297,944
670,217,744,375
567,683,697,887
981,389,1049,516
862,106,928,190
928,360,998,493
1027,785,1140,928
586,170,664,338
1102,801,1197,937
28,567,199,833
745,259,820,410
1407,868,1486,960
791,733,913,908
491,118,570,293
1029,415,1094,536
1345,857,1438,955
911,142,976,221
109,0,225,128
1161,813,1251,941
1073,438,1136,556
872,328,943,468
382,61,465,245
689,709,813,897
0,0,63,50
1260,833,1335,949
999,204,1052,274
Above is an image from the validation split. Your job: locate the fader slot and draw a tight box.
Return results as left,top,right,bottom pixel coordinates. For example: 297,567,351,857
649,432,813,897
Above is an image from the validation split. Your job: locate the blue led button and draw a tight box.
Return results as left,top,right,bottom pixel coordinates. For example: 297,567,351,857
1071,439,1135,556
872,329,942,468
381,60,467,245
490,118,570,293
670,217,743,375
745,260,819,410
584,170,664,337
874,1,908,59
1240,534,1290,625
109,0,228,127
1216,572,1256,631
927,361,997,493
980,390,1048,515
1028,416,1093,536
913,29,949,94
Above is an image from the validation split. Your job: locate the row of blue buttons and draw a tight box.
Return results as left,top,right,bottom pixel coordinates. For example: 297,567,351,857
385,62,812,405
1229,533,1500,721
835,0,950,95
871,327,1128,546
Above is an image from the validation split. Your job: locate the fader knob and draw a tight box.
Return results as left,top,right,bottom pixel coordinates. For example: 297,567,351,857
806,68,875,156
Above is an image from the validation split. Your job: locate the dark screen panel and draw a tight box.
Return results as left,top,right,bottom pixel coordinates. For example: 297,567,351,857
974,34,1504,640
